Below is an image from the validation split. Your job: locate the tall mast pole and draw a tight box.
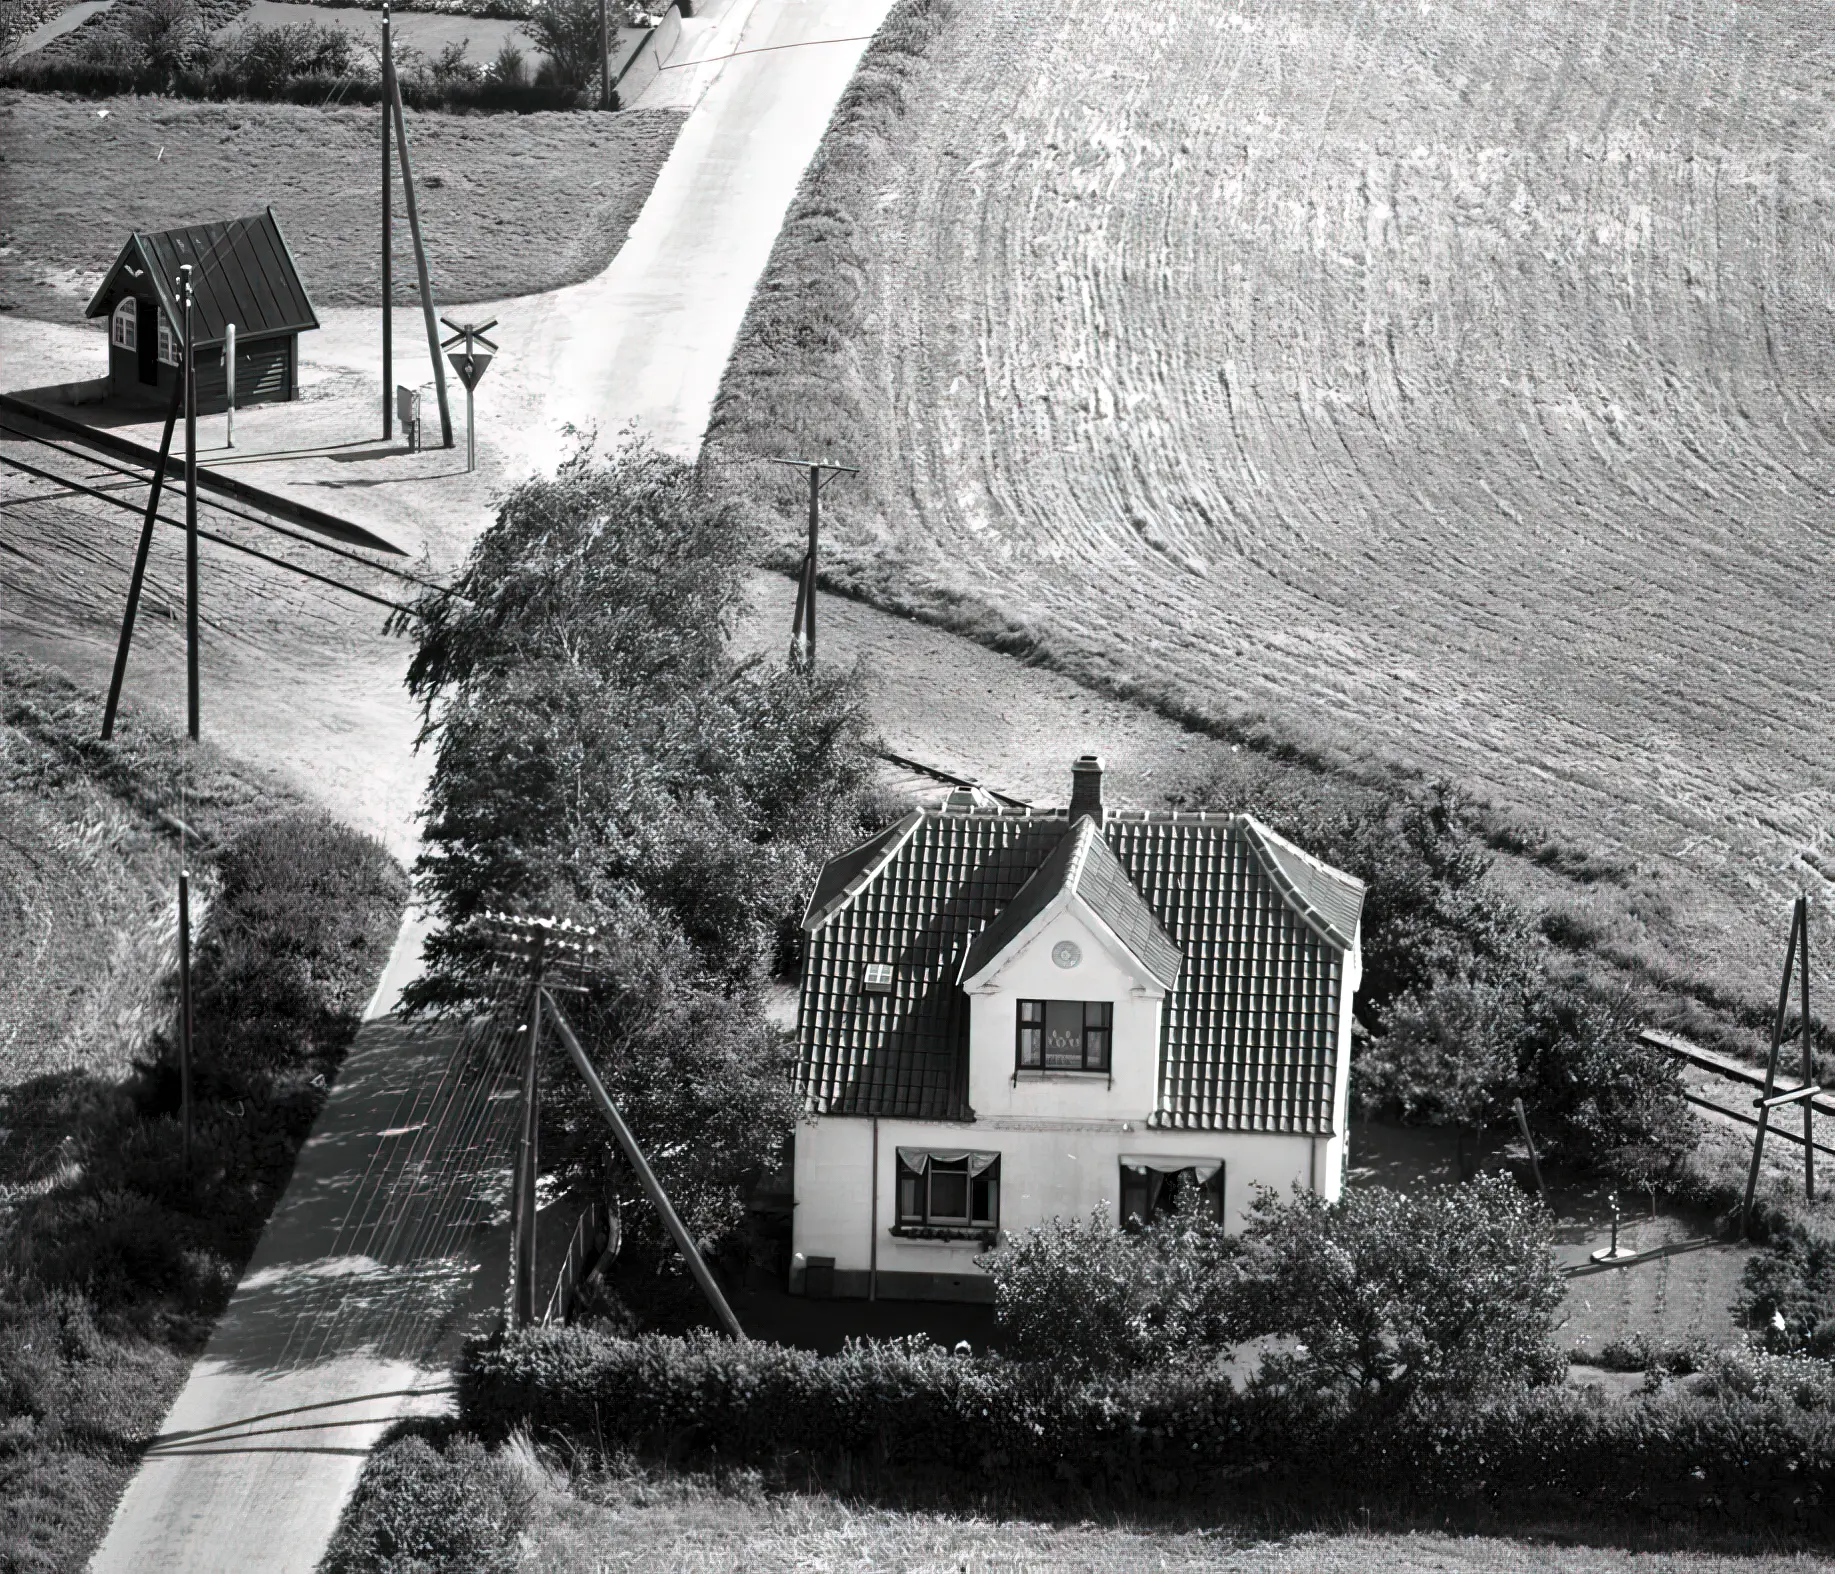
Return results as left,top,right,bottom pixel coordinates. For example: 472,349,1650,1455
382,0,393,438
177,261,198,1172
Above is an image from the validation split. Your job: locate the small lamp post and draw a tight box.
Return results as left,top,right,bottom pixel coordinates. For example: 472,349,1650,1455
1590,1190,1639,1263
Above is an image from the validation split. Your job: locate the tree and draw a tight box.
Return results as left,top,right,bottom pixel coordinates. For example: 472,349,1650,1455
520,0,600,90
390,435,881,1248
1234,1176,1565,1408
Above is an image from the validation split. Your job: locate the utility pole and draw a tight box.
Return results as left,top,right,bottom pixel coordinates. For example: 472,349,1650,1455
481,913,747,1339
382,0,393,439
599,0,609,109
510,929,547,1326
1742,895,1822,1235
178,262,199,1171
101,375,184,740
767,456,856,668
386,47,454,448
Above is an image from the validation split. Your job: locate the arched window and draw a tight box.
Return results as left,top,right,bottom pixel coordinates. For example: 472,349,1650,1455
111,296,137,351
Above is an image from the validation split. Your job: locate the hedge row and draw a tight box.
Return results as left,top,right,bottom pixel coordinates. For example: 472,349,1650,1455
461,1328,1835,1530
0,58,583,110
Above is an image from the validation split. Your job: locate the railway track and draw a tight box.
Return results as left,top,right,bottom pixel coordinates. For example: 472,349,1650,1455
0,408,440,618
878,749,1033,810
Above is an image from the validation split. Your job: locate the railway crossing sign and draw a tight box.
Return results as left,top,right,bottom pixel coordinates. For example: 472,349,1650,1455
449,350,492,390
440,316,499,472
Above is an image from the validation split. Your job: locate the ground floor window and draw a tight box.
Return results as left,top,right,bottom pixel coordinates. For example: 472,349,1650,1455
896,1148,999,1230
1120,1159,1223,1227
111,296,137,350
157,314,180,367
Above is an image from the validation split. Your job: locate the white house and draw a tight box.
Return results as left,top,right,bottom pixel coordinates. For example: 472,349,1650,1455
789,755,1366,1302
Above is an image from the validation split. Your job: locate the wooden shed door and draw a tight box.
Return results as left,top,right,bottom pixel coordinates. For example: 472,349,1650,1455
236,339,290,406
135,301,158,385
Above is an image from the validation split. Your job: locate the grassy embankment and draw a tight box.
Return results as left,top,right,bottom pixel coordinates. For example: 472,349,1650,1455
0,653,407,1574
0,89,684,322
704,0,1835,1056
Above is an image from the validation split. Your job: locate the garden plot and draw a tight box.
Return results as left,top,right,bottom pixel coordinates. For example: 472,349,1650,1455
713,0,1835,1020
0,90,683,322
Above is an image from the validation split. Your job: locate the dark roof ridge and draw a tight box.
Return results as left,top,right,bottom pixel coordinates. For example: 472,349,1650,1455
802,808,926,932
1238,814,1365,952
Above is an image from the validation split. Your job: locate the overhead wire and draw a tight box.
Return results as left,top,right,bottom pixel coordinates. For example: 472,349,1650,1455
0,450,415,615
0,419,449,593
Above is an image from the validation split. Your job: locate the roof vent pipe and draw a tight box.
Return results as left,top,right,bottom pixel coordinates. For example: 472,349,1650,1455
1069,754,1105,823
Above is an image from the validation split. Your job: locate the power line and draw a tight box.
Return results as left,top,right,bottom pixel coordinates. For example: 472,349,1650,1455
0,451,415,615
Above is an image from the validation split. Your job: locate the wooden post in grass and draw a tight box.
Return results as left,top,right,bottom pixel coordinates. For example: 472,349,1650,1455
382,0,393,439
387,62,454,449
101,375,185,740
511,932,546,1327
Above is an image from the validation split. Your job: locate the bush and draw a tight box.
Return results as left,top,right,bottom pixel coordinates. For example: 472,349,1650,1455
185,811,408,1091
321,1430,530,1574
458,1324,1835,1530
1361,970,1695,1177
981,1178,1565,1404
521,0,599,88
976,1199,1238,1375
1739,1221,1835,1354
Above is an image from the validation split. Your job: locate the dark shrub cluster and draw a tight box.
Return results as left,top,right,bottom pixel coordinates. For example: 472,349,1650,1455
321,1429,531,1574
458,1323,1835,1530
1190,767,1694,1183
4,0,586,110
5,810,406,1330
978,1176,1565,1402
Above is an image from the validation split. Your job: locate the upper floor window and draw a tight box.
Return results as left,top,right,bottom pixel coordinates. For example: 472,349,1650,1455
111,296,137,351
1016,998,1111,1072
896,1148,999,1231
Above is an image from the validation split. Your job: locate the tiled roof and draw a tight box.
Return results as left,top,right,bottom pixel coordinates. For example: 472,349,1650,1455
798,807,1364,1132
962,816,1181,991
86,210,319,350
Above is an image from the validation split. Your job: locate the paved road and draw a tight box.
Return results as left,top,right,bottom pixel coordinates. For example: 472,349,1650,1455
82,5,897,1568
88,913,527,1574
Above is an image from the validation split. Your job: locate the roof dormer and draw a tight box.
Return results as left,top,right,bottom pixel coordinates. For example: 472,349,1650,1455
959,815,1180,997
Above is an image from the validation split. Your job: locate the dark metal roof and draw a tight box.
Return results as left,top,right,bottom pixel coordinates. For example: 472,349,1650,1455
798,807,1364,1132
85,209,319,350
961,815,1181,991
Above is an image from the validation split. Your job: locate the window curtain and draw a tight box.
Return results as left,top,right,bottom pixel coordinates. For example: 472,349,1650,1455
897,1148,999,1176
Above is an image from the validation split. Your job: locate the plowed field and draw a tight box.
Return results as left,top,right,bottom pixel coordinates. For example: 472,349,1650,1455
712,0,1835,1010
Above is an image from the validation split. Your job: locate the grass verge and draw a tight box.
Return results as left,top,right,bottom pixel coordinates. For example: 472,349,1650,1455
332,1424,1833,1574
0,654,408,1574
0,89,684,323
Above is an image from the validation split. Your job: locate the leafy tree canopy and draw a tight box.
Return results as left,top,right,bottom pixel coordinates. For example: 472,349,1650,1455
391,436,883,1241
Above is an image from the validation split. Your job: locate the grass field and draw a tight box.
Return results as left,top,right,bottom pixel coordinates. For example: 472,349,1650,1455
517,1458,1835,1573
0,90,683,322
709,0,1835,1022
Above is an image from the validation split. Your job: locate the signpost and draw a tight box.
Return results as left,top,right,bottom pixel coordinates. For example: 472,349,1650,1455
441,316,497,473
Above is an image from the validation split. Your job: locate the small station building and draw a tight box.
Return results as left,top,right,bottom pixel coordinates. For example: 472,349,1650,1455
84,209,319,413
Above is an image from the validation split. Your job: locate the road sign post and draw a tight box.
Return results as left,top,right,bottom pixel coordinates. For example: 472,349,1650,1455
441,316,498,473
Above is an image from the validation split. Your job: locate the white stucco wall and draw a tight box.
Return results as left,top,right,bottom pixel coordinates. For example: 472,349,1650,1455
791,1112,1331,1291
965,905,1163,1123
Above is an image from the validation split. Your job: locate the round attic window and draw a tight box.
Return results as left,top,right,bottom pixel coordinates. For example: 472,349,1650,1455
1051,940,1082,969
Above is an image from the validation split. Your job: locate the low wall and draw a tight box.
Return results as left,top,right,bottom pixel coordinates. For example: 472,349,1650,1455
610,4,681,109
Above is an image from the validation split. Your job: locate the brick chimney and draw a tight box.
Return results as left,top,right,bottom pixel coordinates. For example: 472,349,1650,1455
1069,754,1105,822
